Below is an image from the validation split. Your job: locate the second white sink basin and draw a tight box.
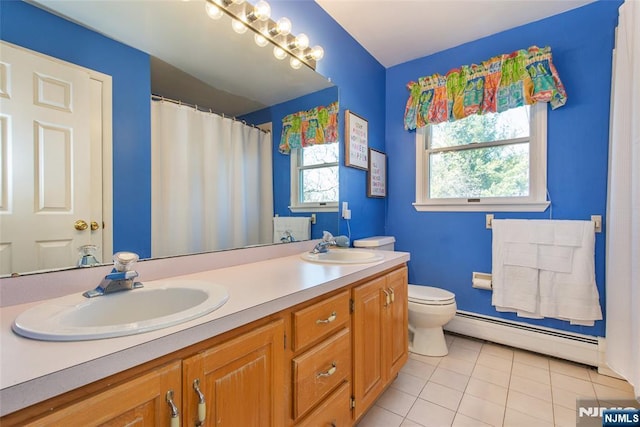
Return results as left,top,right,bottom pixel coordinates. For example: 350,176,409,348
300,249,384,264
12,279,228,341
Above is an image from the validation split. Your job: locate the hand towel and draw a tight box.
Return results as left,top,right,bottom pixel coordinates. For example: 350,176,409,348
492,219,601,325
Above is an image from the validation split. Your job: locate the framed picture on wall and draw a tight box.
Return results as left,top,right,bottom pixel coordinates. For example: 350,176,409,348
344,110,368,170
367,149,386,198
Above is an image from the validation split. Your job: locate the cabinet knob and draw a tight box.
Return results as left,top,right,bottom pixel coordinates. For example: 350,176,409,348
165,390,180,427
316,311,337,325
316,362,337,378
193,378,207,426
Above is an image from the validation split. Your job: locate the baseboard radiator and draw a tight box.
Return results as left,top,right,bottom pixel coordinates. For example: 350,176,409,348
444,310,601,367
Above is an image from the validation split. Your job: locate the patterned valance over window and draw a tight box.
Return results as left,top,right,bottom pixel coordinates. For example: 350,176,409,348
404,46,567,130
279,101,339,154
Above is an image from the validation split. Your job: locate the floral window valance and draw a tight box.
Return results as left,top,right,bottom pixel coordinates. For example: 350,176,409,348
403,46,567,131
279,101,339,154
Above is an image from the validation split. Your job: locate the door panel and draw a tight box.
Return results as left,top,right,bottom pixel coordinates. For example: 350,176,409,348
0,41,103,275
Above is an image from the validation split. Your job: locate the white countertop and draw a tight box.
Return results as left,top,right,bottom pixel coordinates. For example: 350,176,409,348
0,248,409,416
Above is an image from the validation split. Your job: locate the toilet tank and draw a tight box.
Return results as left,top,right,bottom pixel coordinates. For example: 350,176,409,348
353,236,396,251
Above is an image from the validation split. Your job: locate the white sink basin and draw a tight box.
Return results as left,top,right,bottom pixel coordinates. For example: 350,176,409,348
300,249,384,264
12,279,228,341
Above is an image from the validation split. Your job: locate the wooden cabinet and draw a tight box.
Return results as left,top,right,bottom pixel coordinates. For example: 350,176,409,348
2,265,408,427
352,266,408,421
18,361,182,427
183,320,285,427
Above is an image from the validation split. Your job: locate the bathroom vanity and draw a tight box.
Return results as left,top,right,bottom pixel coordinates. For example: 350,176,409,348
0,244,409,425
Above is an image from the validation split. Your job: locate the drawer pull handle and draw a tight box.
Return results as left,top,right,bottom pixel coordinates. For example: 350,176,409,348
316,311,337,325
165,390,180,427
389,287,395,303
317,362,337,378
382,289,391,306
193,378,206,426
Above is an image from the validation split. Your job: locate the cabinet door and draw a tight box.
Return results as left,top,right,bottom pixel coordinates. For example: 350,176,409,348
22,361,182,427
183,320,285,427
385,267,409,381
352,276,385,420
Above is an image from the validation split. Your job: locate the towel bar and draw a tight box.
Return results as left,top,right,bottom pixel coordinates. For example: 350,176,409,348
485,214,602,233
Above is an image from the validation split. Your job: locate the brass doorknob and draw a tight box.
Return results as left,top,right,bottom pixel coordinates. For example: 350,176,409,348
90,221,100,231
74,220,88,231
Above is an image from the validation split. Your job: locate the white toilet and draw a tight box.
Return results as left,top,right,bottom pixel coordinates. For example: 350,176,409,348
353,236,458,357
408,285,456,356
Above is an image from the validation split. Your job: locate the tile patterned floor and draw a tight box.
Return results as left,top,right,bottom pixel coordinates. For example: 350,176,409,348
357,334,637,427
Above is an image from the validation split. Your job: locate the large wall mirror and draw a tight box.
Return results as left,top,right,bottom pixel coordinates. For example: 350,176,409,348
0,0,339,277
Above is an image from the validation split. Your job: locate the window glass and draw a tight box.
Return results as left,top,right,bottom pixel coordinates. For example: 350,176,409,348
430,106,530,149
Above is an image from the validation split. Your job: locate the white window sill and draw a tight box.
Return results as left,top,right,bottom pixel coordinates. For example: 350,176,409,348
289,204,338,213
413,200,550,212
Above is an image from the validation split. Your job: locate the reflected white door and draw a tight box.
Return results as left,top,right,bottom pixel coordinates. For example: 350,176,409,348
0,42,102,275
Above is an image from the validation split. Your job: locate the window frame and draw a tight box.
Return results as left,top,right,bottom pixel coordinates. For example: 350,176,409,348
414,103,550,212
289,145,339,213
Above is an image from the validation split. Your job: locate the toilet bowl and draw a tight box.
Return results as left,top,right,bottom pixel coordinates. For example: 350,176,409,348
408,285,456,356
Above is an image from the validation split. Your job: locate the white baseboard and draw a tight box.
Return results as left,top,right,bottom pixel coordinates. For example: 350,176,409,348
444,311,601,367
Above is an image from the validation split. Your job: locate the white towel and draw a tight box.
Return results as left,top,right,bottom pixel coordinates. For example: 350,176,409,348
491,219,602,325
273,216,311,243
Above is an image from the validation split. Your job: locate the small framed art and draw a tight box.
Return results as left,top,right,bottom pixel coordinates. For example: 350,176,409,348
367,149,386,198
344,110,368,170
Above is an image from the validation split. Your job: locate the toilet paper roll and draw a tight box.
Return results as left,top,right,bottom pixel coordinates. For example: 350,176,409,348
472,278,493,290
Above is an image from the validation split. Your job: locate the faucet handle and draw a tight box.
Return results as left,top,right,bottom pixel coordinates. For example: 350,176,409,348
322,231,334,242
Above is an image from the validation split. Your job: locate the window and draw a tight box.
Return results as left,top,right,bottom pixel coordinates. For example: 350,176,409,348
289,144,339,212
414,103,550,212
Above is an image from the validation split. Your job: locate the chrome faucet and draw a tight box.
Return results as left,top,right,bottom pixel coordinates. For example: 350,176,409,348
280,230,296,243
83,252,143,298
311,231,337,254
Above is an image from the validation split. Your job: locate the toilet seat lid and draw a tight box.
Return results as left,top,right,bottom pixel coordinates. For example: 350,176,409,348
408,285,455,304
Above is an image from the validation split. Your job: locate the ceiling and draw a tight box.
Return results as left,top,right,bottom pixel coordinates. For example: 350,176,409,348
315,0,595,68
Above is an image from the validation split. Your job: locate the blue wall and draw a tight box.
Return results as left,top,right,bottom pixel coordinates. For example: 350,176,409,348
385,1,621,337
0,1,152,257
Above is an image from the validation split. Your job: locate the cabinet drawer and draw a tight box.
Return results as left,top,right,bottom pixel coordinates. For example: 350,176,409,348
292,328,351,419
295,381,352,427
292,290,350,351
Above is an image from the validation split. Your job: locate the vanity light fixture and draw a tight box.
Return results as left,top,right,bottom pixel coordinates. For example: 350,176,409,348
203,0,323,70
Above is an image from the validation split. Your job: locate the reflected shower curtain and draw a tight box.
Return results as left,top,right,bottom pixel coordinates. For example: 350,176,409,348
151,100,273,258
606,0,639,400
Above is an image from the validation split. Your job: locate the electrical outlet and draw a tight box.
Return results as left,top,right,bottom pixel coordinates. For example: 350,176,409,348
342,202,349,219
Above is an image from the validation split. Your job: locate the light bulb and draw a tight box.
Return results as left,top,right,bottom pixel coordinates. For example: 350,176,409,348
231,19,247,34
290,57,302,70
293,33,309,50
253,0,271,21
308,45,324,61
254,33,269,47
273,46,287,60
269,17,291,36
205,2,223,19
